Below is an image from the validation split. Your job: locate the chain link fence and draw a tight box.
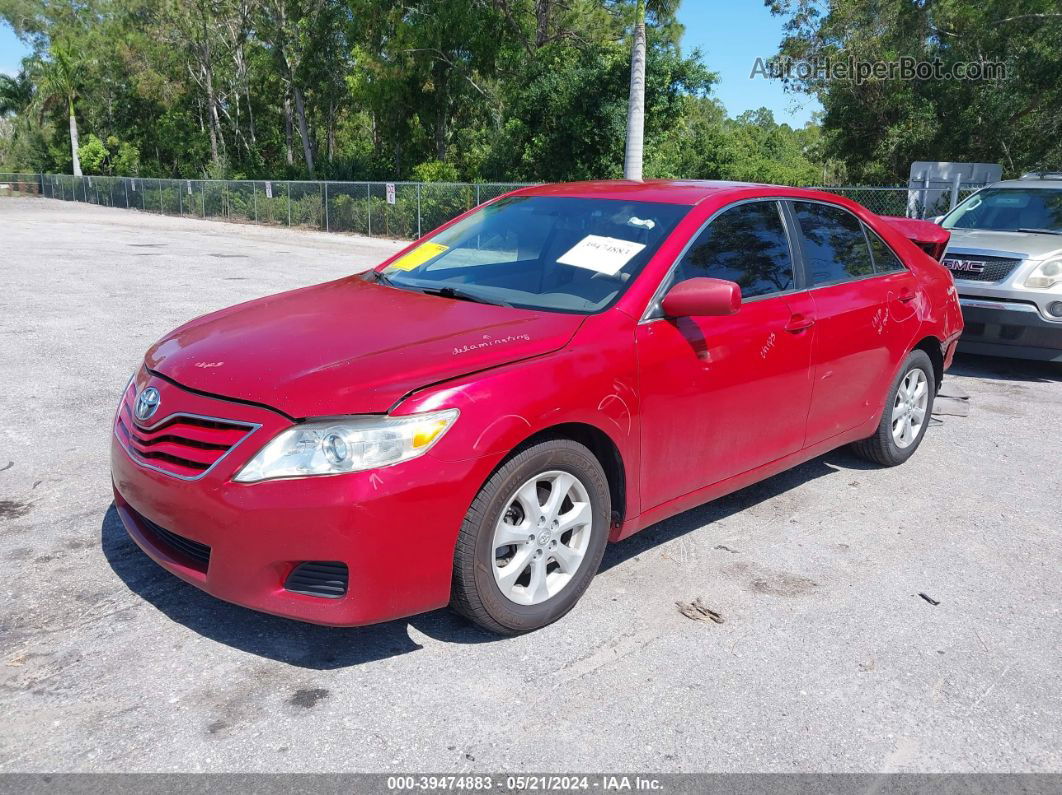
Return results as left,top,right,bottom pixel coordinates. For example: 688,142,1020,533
0,173,43,196
813,184,983,219
3,173,988,238
7,174,529,240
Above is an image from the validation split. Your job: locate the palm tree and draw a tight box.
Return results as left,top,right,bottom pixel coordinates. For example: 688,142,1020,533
37,45,83,176
0,70,36,168
0,72,34,118
624,0,677,181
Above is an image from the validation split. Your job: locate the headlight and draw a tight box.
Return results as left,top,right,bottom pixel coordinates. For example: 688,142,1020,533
233,409,459,483
1025,259,1062,290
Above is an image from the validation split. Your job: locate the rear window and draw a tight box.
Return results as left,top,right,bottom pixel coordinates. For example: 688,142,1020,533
792,202,875,285
864,226,906,273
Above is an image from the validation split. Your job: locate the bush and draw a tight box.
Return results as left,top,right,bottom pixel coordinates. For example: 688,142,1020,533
113,141,141,175
77,135,109,175
411,159,459,182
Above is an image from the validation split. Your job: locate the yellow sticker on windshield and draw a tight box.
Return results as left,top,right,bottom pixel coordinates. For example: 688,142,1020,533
387,242,449,272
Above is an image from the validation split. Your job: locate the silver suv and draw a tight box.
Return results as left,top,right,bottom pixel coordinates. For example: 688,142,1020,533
938,173,1062,361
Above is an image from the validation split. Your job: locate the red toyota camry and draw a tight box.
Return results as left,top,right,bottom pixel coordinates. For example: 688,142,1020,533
111,180,963,634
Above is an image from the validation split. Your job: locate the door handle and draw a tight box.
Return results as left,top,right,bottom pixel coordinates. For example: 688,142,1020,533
898,289,917,303
784,313,816,333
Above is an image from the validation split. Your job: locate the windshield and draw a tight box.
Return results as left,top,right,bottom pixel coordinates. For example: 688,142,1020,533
377,196,691,313
941,187,1062,234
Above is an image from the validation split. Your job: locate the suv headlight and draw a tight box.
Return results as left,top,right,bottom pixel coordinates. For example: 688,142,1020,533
234,409,459,483
1025,259,1062,290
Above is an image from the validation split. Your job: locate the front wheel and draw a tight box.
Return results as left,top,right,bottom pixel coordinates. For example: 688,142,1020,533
851,349,936,466
451,438,611,635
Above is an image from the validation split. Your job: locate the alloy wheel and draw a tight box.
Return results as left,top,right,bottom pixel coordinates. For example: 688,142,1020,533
891,367,929,448
491,470,593,606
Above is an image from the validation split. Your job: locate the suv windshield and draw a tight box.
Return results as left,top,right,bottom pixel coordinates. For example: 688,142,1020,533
941,187,1062,234
377,196,691,313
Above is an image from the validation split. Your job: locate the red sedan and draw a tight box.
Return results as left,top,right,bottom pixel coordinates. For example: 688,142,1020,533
111,180,963,634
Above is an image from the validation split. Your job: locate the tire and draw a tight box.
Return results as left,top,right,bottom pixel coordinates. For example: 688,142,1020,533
851,349,936,467
451,437,611,635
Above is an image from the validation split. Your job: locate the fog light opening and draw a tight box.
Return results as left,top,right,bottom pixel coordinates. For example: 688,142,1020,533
284,561,349,598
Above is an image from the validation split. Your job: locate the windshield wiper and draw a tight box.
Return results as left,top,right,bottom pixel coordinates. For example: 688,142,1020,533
419,286,512,307
364,269,395,285
1017,228,1062,236
367,271,510,307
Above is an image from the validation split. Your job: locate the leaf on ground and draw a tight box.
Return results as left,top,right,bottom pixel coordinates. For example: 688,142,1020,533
676,598,725,624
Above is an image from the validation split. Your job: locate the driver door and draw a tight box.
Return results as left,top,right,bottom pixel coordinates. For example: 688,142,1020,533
636,200,816,510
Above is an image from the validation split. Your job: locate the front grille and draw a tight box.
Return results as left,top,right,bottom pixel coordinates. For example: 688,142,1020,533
942,253,1022,282
284,562,349,599
115,381,256,479
140,516,211,571
964,321,1060,347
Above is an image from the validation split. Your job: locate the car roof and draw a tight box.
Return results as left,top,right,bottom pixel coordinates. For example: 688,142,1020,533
989,178,1062,190
509,179,780,205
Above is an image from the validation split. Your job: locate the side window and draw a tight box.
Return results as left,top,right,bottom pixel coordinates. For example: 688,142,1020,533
672,201,794,299
864,225,906,273
793,201,874,285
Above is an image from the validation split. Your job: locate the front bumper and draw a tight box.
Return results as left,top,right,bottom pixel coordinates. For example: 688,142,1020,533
111,373,501,626
957,298,1062,361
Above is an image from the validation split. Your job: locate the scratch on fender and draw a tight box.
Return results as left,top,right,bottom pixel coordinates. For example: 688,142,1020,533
473,414,531,451
889,290,919,321
597,393,632,434
871,305,890,335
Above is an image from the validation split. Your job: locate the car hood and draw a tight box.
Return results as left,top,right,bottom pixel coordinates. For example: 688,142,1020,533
945,228,1062,260
146,277,584,417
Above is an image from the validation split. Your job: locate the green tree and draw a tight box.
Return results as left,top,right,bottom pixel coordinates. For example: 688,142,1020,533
113,138,141,174
37,43,83,175
766,0,1062,181
624,0,679,180
1,0,842,185
0,69,40,171
0,71,34,116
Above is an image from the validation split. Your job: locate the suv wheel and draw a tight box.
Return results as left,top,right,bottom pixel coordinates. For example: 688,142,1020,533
851,349,936,466
451,438,611,635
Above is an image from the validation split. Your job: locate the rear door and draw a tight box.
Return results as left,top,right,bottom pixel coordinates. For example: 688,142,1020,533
789,201,921,446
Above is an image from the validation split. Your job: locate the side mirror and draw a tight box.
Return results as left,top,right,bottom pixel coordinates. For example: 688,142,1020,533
661,277,742,318
932,215,944,225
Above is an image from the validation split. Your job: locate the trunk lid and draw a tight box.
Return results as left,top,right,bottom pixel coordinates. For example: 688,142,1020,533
880,215,951,261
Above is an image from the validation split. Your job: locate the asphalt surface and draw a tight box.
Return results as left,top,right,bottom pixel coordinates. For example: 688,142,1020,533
0,197,1059,773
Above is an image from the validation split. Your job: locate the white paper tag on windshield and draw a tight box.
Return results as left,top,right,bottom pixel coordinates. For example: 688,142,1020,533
557,235,646,275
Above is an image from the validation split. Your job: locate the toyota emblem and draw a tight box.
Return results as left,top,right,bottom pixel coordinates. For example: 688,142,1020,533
134,387,161,422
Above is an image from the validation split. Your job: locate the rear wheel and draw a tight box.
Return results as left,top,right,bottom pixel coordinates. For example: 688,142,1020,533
451,438,611,635
851,349,935,466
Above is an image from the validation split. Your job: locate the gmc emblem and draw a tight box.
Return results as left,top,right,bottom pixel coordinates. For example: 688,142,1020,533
943,258,986,274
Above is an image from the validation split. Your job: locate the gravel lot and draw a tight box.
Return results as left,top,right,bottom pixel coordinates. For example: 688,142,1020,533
1,197,1059,773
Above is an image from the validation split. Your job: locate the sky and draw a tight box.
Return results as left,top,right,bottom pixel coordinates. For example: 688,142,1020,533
2,4,821,126
0,21,27,76
677,1,822,127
